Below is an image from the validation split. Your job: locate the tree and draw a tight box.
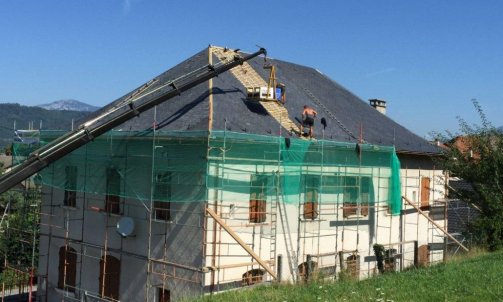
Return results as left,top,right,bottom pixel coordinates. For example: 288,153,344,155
0,164,40,269
436,100,503,250
0,189,39,268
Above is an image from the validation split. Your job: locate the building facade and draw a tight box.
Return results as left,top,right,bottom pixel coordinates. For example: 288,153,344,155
35,46,448,301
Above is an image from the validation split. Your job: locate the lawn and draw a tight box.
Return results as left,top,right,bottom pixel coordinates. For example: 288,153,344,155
196,250,503,302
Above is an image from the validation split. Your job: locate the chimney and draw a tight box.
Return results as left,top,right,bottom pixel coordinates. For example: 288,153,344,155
369,99,386,115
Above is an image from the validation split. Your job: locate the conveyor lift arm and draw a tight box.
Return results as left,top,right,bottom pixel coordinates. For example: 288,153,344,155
0,47,267,194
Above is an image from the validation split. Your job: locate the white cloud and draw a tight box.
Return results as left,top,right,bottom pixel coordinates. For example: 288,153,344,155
123,0,132,14
365,67,397,78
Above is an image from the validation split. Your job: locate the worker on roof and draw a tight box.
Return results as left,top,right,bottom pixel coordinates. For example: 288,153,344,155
276,83,286,104
301,105,317,138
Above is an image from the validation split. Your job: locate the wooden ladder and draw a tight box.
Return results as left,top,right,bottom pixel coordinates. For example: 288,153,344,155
211,47,301,135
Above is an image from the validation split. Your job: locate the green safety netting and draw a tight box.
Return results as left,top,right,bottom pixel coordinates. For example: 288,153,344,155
12,130,402,215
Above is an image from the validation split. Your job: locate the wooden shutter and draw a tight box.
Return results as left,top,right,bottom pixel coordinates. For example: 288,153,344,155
420,177,430,210
99,255,121,300
249,175,267,223
249,200,267,223
158,288,170,302
304,190,319,220
418,244,430,266
58,246,77,292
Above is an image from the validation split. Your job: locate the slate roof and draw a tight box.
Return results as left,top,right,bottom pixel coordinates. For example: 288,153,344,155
82,47,440,155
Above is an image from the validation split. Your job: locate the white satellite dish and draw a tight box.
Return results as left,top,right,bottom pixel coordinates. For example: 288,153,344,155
116,216,135,238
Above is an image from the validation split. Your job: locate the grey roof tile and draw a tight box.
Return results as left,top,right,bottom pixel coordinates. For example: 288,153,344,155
80,47,440,154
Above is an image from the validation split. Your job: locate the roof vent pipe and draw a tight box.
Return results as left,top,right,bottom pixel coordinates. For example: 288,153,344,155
369,99,387,115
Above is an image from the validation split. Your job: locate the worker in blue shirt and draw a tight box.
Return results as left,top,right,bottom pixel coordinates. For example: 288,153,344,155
276,83,286,104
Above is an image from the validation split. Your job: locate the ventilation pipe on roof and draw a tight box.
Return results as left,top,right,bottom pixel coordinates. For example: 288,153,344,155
369,99,387,115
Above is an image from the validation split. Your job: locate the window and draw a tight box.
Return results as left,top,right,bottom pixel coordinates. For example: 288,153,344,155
343,176,371,218
249,174,269,223
359,177,371,216
58,246,77,292
154,201,170,221
105,168,121,214
153,172,171,221
64,166,77,207
242,269,265,286
303,175,319,220
158,288,170,302
99,255,121,301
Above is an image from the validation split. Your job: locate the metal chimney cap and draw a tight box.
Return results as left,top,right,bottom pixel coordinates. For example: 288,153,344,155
369,99,386,106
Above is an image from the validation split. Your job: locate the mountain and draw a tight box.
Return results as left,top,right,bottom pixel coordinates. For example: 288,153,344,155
37,99,99,112
498,126,503,133
0,103,92,150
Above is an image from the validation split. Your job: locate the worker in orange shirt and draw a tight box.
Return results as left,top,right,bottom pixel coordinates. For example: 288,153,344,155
301,105,317,138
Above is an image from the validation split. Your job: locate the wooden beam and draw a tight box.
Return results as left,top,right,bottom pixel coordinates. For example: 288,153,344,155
402,196,469,252
206,208,277,279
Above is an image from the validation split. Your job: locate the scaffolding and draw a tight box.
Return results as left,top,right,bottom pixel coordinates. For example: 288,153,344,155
0,46,459,301
0,117,464,302
8,123,400,298
4,115,465,302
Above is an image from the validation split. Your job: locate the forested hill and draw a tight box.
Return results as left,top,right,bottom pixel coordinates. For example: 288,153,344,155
0,103,91,149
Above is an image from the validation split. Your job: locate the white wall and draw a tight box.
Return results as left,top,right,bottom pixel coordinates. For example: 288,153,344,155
38,188,205,301
203,158,447,287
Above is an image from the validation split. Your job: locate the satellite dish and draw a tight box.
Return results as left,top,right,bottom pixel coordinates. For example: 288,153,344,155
116,216,135,238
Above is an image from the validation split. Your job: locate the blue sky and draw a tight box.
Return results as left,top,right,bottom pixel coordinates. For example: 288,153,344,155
1,1,502,137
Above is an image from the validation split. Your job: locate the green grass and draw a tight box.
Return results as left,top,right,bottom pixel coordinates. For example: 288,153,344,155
196,250,503,302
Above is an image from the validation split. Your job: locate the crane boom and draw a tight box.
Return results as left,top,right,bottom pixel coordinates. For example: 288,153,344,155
0,47,267,195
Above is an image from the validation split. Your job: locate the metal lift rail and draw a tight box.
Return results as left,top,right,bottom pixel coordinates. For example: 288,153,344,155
0,47,267,195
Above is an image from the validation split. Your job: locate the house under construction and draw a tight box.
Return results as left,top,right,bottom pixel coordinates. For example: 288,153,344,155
1,46,465,301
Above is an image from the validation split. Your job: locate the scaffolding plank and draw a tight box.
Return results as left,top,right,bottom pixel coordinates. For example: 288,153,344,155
403,196,469,252
206,208,277,279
